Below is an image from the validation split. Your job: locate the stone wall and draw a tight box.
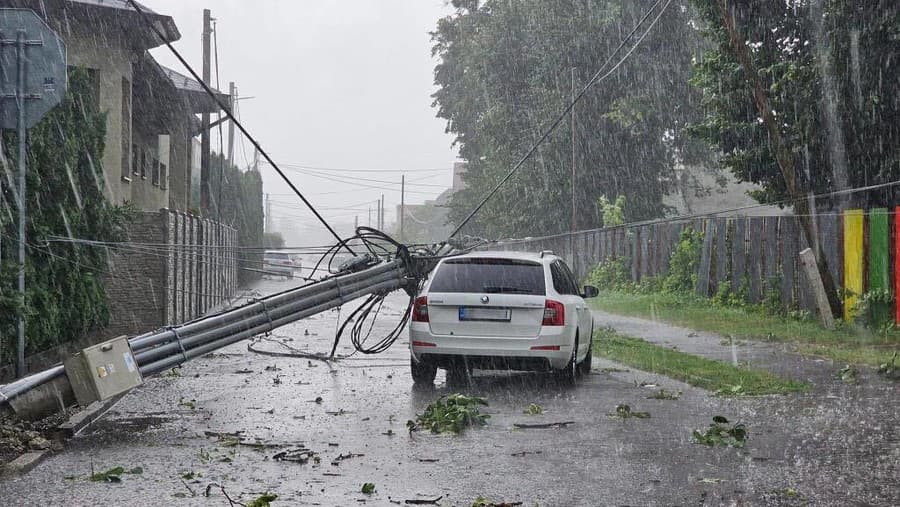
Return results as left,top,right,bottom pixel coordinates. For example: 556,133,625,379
104,209,238,337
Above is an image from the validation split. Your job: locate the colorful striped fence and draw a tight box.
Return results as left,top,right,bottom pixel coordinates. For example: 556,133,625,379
494,208,900,322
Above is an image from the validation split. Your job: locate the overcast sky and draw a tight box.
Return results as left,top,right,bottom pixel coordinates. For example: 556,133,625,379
144,0,458,244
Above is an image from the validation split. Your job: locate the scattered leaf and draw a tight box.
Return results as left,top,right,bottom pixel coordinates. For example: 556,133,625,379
361,482,376,494
609,404,650,419
523,403,544,415
408,394,489,434
693,416,747,448
647,389,681,400
246,492,278,507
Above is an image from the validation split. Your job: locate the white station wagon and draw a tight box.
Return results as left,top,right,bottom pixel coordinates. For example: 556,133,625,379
409,251,598,385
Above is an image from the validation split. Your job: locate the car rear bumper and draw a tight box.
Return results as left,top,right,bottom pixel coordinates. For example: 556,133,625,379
263,265,294,275
409,323,573,370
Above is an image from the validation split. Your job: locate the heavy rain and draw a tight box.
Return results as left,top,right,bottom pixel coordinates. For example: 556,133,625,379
0,1,898,506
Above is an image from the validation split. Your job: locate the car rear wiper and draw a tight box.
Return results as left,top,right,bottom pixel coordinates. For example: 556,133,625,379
482,286,533,294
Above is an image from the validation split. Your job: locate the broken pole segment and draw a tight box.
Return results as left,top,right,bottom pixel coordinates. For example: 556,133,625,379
799,248,835,330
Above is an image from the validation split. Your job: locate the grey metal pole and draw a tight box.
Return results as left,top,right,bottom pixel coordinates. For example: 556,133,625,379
16,30,26,378
400,175,405,240
570,67,576,263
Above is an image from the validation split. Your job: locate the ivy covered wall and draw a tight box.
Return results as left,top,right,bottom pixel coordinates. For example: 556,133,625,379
0,68,132,369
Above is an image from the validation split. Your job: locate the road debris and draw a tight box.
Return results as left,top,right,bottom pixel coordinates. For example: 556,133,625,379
331,452,365,466
608,404,650,419
510,450,542,457
647,389,681,400
272,448,317,464
837,364,858,383
407,394,489,434
471,496,523,507
692,416,747,448
522,403,544,415
361,482,376,494
404,496,443,504
89,465,143,483
512,421,574,429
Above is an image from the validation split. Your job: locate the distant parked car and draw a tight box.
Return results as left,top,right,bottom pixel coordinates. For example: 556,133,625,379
409,251,598,385
288,254,303,270
263,251,294,278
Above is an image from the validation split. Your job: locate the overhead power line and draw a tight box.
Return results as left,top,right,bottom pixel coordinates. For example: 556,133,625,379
494,178,900,244
125,0,355,256
448,0,673,239
269,162,450,174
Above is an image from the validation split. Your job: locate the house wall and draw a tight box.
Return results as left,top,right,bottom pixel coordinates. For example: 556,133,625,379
63,30,186,213
168,121,193,212
65,34,134,206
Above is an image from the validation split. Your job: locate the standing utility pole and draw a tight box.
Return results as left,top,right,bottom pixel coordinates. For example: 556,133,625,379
368,206,372,227
15,30,26,377
200,9,212,215
227,81,236,169
570,67,577,259
379,194,385,230
265,193,272,233
400,175,405,240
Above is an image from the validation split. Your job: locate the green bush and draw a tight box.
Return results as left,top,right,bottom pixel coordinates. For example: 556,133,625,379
852,289,895,333
587,258,631,291
661,226,702,294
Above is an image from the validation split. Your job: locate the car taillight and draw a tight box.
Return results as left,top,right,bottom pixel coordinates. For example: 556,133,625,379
412,296,429,322
542,299,565,326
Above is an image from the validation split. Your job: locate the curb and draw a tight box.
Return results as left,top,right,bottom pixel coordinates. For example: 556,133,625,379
1,450,49,478
55,393,126,438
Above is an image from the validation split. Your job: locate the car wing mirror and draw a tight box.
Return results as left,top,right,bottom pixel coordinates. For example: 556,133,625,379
581,285,599,298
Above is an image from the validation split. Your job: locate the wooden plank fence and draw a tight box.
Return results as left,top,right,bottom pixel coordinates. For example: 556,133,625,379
494,208,900,322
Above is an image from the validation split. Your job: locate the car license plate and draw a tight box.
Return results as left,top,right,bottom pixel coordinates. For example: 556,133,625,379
458,307,511,322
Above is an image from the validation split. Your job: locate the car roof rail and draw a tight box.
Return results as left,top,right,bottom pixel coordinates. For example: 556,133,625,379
540,250,554,258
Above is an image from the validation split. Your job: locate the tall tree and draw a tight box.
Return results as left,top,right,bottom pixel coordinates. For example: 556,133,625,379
689,0,900,208
432,0,708,238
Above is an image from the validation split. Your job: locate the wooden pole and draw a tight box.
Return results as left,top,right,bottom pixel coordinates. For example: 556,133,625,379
200,9,212,215
799,248,835,329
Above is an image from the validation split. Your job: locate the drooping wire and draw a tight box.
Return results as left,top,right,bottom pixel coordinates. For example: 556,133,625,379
124,0,355,256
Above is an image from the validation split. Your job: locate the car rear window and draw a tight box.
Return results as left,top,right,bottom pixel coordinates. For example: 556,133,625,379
429,258,546,295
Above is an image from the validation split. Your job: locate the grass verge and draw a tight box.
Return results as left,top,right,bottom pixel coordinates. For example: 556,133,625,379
592,291,900,367
593,328,810,395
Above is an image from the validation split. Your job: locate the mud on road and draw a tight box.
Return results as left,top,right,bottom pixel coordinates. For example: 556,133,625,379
1,277,897,506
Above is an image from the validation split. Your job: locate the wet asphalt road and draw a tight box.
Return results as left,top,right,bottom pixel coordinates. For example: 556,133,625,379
1,276,897,506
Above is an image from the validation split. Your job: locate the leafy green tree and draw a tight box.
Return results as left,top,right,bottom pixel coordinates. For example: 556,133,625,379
0,69,131,366
688,0,900,207
432,0,708,238
598,194,626,227
209,153,264,284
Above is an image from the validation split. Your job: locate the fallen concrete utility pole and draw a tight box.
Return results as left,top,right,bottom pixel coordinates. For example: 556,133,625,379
0,259,412,420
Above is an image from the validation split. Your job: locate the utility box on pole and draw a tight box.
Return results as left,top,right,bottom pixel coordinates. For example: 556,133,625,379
64,336,143,406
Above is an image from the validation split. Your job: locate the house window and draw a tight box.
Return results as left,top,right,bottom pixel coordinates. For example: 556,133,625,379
131,145,139,177
160,162,168,190
152,157,160,186
121,77,132,181
141,150,147,180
